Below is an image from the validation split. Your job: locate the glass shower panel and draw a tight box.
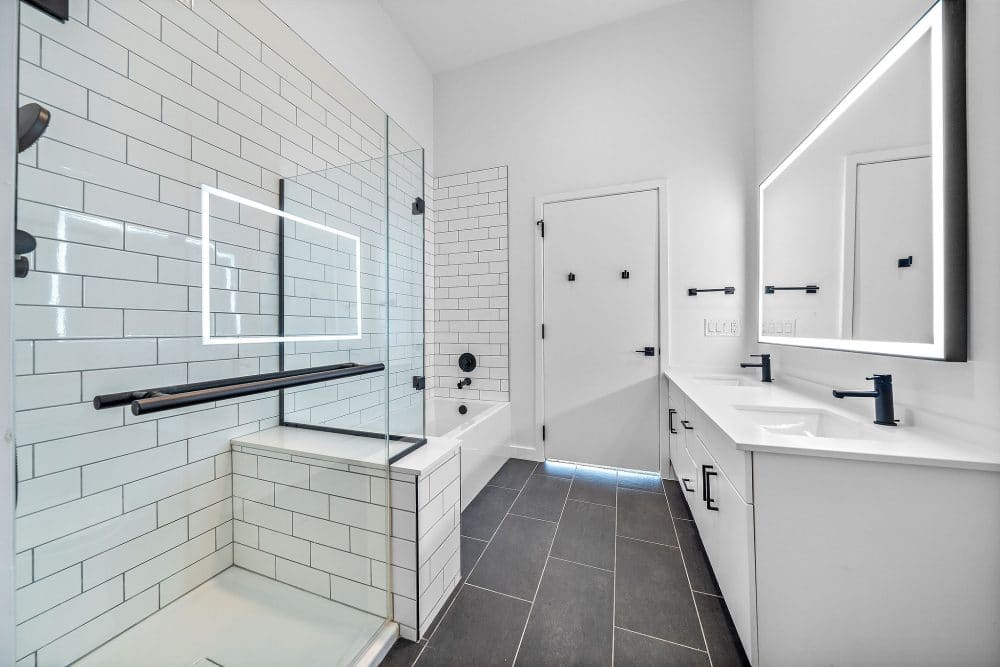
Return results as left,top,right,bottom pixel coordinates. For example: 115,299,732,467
386,119,426,460
13,0,396,662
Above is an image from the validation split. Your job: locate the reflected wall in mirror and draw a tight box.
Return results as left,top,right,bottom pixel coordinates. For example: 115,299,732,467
758,0,967,360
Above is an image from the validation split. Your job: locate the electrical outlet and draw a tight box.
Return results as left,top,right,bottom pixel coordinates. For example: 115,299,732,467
763,320,796,336
704,319,741,337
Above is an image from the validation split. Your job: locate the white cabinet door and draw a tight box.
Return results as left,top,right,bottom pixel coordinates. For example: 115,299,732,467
542,189,660,471
688,435,719,564
712,467,755,660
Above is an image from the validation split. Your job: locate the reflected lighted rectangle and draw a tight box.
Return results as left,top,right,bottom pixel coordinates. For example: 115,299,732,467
200,184,362,345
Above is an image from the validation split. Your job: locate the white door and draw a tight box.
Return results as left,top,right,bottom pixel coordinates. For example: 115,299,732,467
541,189,659,471
853,156,933,342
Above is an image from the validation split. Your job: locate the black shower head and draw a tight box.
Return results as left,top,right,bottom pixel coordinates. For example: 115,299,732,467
18,103,50,153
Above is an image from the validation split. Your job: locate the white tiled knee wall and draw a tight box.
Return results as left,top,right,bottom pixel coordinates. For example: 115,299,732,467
231,444,390,617
12,0,422,663
433,167,510,401
388,449,462,640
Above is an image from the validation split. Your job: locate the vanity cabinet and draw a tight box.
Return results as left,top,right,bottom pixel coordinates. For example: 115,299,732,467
667,379,756,662
667,375,1000,666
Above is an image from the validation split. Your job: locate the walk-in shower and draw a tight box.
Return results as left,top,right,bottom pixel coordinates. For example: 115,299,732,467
11,1,425,664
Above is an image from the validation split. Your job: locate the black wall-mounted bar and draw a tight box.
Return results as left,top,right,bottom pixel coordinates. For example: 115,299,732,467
93,362,384,416
688,286,735,296
764,285,819,294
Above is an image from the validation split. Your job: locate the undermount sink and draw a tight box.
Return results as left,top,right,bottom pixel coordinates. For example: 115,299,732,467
692,375,758,388
733,405,877,439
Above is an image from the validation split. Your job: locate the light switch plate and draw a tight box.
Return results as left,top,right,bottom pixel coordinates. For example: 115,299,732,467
762,320,796,336
704,319,741,337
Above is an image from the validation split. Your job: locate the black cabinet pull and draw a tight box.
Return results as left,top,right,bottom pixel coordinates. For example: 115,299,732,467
681,420,694,430
681,478,695,493
668,409,677,434
702,464,719,511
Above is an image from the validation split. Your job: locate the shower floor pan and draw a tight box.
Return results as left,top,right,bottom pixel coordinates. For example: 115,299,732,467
74,567,394,666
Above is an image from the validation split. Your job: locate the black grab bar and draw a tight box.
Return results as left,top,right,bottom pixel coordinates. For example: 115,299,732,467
93,362,385,416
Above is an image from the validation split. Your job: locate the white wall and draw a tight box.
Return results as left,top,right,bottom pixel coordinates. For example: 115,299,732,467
434,0,754,451
752,0,1000,444
262,0,434,160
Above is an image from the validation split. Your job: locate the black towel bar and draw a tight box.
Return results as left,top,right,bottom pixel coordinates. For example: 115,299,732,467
764,285,819,294
688,286,735,296
93,362,385,416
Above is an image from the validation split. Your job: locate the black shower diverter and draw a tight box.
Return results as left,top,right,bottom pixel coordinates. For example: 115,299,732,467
458,352,477,373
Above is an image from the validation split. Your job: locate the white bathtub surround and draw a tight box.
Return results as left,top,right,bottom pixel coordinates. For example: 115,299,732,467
73,567,390,667
433,167,509,401
427,398,512,509
230,427,462,642
666,368,1000,665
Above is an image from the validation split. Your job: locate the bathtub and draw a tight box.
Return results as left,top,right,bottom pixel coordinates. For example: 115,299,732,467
426,398,511,510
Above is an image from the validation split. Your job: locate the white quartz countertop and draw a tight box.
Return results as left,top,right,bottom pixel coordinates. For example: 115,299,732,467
666,369,1000,473
231,426,460,476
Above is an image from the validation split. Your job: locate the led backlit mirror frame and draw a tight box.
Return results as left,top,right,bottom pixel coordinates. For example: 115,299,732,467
758,0,967,361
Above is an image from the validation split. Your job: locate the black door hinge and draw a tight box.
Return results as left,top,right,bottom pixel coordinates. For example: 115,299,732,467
412,375,425,390
536,219,544,237
412,197,425,215
542,425,546,441
541,323,545,339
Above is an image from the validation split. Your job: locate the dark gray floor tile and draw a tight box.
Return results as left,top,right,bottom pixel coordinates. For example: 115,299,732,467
533,460,576,479
461,537,488,580
551,499,616,570
488,458,537,490
468,514,556,600
617,487,676,546
616,537,704,649
695,592,750,666
517,558,614,666
613,628,709,666
510,475,570,522
617,471,664,493
663,479,694,521
423,585,530,666
569,465,617,506
674,519,720,595
380,638,425,667
460,485,519,540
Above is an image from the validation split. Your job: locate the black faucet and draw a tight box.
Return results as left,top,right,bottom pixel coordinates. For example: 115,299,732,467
740,354,772,382
832,374,897,426
456,377,471,389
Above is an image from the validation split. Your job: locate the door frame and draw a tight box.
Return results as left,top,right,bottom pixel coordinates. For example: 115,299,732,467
839,145,930,338
533,180,669,465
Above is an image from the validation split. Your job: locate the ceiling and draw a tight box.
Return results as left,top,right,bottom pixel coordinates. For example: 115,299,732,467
378,0,689,74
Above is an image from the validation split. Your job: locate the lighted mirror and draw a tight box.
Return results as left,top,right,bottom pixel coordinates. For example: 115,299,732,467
758,0,966,360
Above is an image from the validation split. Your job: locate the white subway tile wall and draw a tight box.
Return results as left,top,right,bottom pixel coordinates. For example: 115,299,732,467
230,444,390,617
13,0,426,662
388,448,461,641
433,168,509,400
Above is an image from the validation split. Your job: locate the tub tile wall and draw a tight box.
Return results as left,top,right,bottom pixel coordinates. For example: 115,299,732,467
230,444,390,617
389,448,461,640
13,0,417,662
433,168,509,401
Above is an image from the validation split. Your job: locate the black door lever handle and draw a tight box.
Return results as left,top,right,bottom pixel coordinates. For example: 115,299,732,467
634,347,655,356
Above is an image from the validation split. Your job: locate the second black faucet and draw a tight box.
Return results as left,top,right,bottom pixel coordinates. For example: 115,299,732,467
741,353,772,382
